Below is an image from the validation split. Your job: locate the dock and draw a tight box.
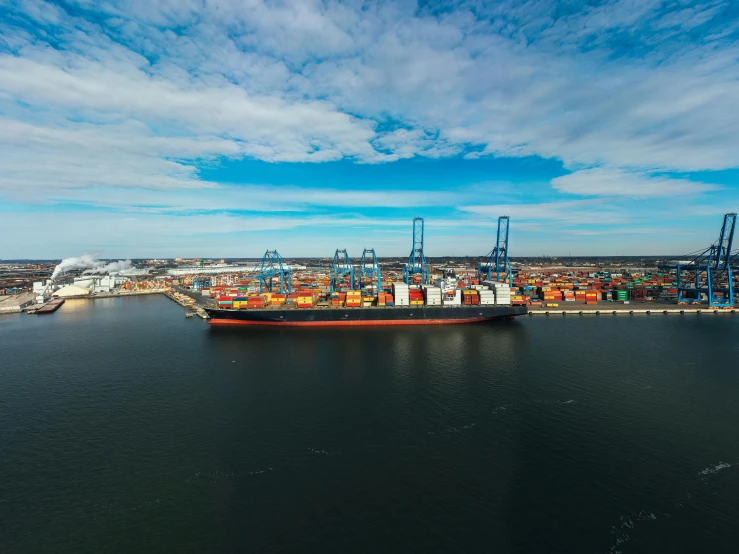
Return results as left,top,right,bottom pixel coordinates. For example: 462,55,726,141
529,304,737,315
164,289,210,319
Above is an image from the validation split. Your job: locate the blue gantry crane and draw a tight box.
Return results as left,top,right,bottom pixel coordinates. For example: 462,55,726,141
477,216,512,285
358,248,381,290
256,250,292,293
191,276,212,291
404,217,429,284
330,249,355,292
674,213,736,307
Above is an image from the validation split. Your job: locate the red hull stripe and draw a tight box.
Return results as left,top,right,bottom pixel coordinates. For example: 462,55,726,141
208,317,491,327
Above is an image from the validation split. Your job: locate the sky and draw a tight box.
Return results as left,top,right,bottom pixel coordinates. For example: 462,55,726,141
1,0,738,259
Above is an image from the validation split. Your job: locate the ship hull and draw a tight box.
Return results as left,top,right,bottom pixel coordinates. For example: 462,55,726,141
205,305,527,326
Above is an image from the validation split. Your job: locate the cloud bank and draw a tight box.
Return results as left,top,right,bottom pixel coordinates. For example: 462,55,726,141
1,0,737,256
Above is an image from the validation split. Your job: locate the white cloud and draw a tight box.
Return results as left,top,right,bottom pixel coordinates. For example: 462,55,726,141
458,198,633,225
0,54,383,164
4,0,739,180
1,0,738,258
35,183,461,212
551,168,721,197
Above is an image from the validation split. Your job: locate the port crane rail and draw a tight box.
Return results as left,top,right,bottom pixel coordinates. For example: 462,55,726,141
404,217,429,284
256,250,292,293
668,213,736,307
358,248,381,290
477,215,512,285
330,249,355,293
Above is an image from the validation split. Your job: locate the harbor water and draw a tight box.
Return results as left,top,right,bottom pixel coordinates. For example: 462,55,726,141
1,295,738,553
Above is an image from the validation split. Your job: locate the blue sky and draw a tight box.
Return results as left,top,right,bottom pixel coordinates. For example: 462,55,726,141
1,0,738,258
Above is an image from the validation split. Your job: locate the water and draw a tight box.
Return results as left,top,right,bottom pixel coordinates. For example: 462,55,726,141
1,295,738,553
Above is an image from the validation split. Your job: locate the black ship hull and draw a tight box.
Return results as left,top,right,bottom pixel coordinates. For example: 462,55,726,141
205,305,527,326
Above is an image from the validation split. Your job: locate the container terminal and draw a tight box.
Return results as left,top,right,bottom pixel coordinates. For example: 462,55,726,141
1,213,737,321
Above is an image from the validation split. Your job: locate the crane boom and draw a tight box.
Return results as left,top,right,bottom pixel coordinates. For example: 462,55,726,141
715,213,736,270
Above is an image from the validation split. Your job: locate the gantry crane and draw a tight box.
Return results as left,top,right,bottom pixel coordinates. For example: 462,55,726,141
673,213,736,307
358,248,381,290
330,249,355,292
404,217,429,284
477,216,512,285
256,250,292,293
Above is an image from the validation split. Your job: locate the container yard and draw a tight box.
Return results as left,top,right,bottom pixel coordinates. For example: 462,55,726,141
1,213,737,323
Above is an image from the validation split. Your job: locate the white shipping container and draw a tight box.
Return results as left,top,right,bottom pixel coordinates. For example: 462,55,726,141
495,299,512,305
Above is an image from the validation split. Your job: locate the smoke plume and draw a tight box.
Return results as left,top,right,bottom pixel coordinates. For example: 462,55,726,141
51,255,134,280
83,260,134,275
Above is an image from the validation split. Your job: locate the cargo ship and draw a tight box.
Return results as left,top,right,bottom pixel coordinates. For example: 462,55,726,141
206,304,526,326
203,280,527,326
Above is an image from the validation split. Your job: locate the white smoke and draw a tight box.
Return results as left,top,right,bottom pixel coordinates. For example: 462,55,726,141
51,255,134,280
83,260,134,275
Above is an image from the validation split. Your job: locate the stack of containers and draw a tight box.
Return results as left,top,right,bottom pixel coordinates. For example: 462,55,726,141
423,287,442,306
542,289,562,303
409,288,424,305
613,289,629,302
392,283,410,306
585,290,599,305
345,291,362,307
491,283,512,305
479,288,495,305
462,290,480,305
247,295,265,309
376,292,395,307
296,294,314,308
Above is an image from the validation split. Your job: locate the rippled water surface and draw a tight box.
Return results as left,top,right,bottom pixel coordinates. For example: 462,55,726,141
1,295,738,553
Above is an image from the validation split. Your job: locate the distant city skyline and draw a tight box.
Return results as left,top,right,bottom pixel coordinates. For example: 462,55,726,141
1,1,738,258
